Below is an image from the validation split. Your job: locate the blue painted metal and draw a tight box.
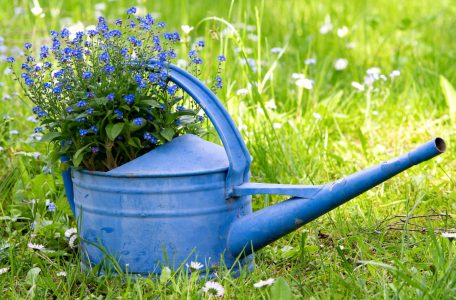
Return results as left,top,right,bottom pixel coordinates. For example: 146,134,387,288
227,138,446,257
60,61,446,276
60,156,75,215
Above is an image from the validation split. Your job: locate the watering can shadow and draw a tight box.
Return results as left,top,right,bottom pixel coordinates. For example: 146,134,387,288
61,61,446,275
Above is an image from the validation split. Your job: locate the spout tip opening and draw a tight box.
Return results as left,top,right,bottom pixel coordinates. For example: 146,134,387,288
434,137,446,153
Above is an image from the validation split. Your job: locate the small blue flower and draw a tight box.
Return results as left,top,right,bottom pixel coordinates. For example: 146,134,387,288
99,51,110,62
114,19,123,26
106,93,114,101
86,91,95,98
167,85,178,95
34,127,43,133
91,146,100,153
176,105,185,111
26,56,35,62
6,57,15,63
104,64,115,74
88,30,98,37
77,100,87,107
120,48,128,57
133,118,144,127
127,6,137,14
129,20,136,28
148,73,158,83
114,109,123,119
21,63,30,70
197,40,205,48
61,28,70,38
46,202,56,212
86,108,94,114
43,82,51,89
44,62,52,69
82,71,92,79
217,55,226,62
32,106,42,114
25,77,34,86
123,94,135,105
158,21,165,28
34,65,42,71
79,129,88,136
196,115,204,122
192,58,203,64
143,132,158,144
24,42,32,49
90,125,98,133
53,69,64,78
77,117,87,123
39,45,49,59
37,111,48,118
66,107,74,113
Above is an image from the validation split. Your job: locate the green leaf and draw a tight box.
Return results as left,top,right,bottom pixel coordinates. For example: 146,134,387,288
73,144,92,167
160,127,175,141
94,97,108,106
270,277,295,300
440,75,456,124
142,99,162,108
40,131,62,143
26,267,41,286
106,123,125,141
127,137,142,149
160,266,171,284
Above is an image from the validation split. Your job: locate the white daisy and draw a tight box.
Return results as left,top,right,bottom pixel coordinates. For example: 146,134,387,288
295,78,314,90
270,47,283,54
68,235,78,249
312,112,322,120
351,81,365,91
390,70,401,78
28,243,45,251
334,58,348,70
304,58,317,65
202,281,224,297
253,278,275,288
320,16,333,34
181,25,194,34
187,261,204,271
442,232,456,239
236,88,249,96
0,267,9,275
56,271,67,277
64,228,77,238
337,26,349,38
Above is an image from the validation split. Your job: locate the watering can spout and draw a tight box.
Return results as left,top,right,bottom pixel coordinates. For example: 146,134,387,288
227,138,446,257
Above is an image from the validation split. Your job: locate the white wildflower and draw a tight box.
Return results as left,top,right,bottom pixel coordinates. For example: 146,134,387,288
373,111,379,115
270,47,283,54
346,42,356,49
28,243,45,251
221,27,236,38
337,26,349,38
2,94,11,100
233,47,253,54
245,24,256,32
176,59,188,68
0,267,9,275
390,70,401,78
352,81,364,92
65,228,77,238
56,271,67,277
9,130,19,135
236,88,249,96
253,278,275,288
0,146,4,151
0,45,7,53
334,58,348,70
272,123,282,129
265,99,277,110
181,25,194,34
68,235,78,249
4,68,12,76
442,232,456,239
339,245,345,250
366,67,381,78
312,112,322,120
291,73,305,80
320,16,333,34
379,74,387,81
304,58,317,65
94,3,106,11
187,261,204,271
14,6,25,15
247,34,258,41
85,25,97,32
295,78,314,90
31,152,41,159
27,116,38,123
202,281,224,298
256,107,264,114
31,1,43,16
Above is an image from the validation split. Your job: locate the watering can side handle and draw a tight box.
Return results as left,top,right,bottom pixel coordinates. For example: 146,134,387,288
60,156,76,216
146,61,252,193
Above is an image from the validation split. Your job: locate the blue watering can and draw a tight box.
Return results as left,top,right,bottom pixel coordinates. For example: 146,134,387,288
62,62,446,276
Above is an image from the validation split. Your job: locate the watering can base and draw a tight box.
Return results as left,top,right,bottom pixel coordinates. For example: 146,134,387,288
79,254,254,279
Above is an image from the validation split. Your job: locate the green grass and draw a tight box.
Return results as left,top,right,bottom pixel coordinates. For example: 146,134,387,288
0,0,455,298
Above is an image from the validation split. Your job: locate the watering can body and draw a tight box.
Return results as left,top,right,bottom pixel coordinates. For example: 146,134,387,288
62,62,445,275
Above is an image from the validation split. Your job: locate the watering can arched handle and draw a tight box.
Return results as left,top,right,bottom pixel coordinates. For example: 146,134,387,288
147,61,251,193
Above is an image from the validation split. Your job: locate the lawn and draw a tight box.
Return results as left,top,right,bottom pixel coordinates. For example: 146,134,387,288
0,0,455,298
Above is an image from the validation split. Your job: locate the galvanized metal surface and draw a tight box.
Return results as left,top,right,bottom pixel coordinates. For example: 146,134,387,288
61,61,446,275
